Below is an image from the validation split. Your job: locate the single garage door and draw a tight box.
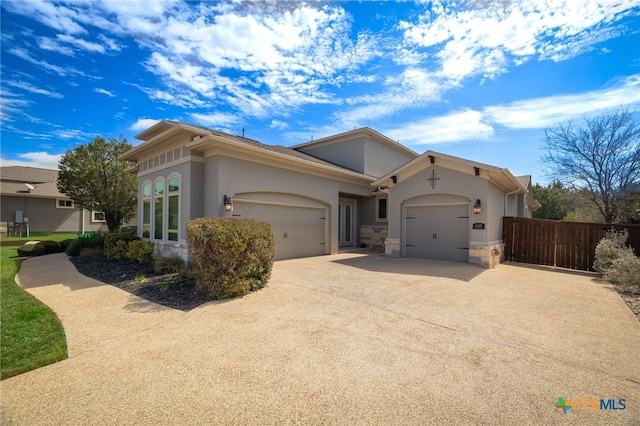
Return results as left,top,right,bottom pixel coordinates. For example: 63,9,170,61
233,202,326,260
404,204,469,262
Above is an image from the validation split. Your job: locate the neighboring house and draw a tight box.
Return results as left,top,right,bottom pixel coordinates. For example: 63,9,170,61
121,120,539,268
0,166,108,235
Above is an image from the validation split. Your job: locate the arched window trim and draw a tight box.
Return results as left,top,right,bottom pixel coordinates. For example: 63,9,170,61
153,177,165,241
142,180,152,239
167,173,181,242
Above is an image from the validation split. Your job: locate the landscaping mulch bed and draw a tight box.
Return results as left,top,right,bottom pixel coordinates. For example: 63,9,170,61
616,287,640,321
69,255,208,311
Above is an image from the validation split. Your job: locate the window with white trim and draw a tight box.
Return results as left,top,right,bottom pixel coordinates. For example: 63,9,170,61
167,175,179,241
91,211,105,222
142,182,151,238
154,179,164,240
56,199,74,209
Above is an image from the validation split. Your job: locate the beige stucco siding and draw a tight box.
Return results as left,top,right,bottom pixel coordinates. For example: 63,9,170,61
297,137,366,174
205,155,372,254
386,166,511,249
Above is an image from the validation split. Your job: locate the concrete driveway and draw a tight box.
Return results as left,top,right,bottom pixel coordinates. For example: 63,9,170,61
2,251,639,425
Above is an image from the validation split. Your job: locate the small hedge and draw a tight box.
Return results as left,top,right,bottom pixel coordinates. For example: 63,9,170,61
186,218,274,299
594,229,640,289
78,232,104,249
126,240,154,264
39,240,61,254
17,243,45,257
59,239,77,253
65,240,82,257
104,231,139,260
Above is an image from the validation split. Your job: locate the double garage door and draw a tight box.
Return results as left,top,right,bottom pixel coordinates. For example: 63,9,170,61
404,204,469,262
233,201,326,260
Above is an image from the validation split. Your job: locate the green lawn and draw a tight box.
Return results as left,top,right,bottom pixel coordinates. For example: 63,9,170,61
1,236,71,379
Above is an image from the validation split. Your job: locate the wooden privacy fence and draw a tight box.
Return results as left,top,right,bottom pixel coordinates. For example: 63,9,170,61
502,217,640,271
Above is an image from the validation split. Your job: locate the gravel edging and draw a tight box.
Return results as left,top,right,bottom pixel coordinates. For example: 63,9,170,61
68,255,208,311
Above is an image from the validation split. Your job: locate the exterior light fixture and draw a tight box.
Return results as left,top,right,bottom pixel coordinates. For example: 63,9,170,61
473,199,481,214
223,194,233,212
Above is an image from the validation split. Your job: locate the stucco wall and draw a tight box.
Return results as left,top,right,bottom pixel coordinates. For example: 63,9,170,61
297,137,366,174
363,139,414,178
205,155,373,254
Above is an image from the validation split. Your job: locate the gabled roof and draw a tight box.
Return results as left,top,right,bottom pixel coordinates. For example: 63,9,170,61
0,166,66,198
372,150,527,194
515,175,542,209
292,127,419,159
122,120,378,182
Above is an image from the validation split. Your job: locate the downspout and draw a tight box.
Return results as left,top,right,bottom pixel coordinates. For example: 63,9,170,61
81,208,85,234
504,189,520,217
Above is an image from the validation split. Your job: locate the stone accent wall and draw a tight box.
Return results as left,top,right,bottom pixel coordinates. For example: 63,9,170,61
384,238,401,258
469,243,504,269
154,241,189,261
360,225,388,249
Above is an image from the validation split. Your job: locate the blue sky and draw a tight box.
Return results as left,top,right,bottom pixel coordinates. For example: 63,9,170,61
1,0,639,185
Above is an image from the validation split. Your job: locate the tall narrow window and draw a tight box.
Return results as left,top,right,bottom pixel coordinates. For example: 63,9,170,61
142,183,151,238
376,197,388,222
168,176,179,241
154,180,164,240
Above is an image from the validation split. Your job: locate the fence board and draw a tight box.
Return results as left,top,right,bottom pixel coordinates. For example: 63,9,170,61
502,217,640,271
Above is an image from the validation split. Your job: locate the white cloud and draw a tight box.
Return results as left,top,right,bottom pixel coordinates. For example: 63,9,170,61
129,118,162,131
270,119,289,130
484,74,640,129
0,152,62,170
2,0,87,34
8,47,98,78
400,1,638,82
53,129,86,140
189,112,242,129
5,81,64,98
56,34,106,53
385,109,494,146
94,88,116,97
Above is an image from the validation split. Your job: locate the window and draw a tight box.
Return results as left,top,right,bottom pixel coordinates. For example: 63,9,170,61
92,211,105,222
57,199,74,209
376,196,388,222
154,180,164,240
167,176,179,241
142,182,151,238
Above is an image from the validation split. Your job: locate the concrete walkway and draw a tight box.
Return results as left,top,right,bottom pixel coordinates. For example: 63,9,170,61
1,252,639,425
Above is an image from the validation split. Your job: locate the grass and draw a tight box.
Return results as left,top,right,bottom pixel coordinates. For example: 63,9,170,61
0,235,71,379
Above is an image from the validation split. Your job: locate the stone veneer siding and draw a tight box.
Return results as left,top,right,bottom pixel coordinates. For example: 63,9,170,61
468,243,504,269
360,225,388,249
154,241,190,261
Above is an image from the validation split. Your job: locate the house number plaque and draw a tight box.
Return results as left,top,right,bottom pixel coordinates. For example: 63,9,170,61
472,223,485,230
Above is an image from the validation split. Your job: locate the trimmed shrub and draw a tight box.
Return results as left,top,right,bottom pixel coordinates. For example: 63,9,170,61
39,240,61,254
155,256,190,278
17,243,45,257
594,229,640,289
59,239,77,253
104,231,139,260
78,232,104,249
126,240,154,264
65,240,82,257
186,218,274,299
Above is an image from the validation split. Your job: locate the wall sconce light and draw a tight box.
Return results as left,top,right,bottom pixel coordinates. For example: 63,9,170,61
473,199,481,214
223,194,233,212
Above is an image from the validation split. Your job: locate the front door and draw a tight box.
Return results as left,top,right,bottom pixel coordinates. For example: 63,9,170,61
339,199,356,247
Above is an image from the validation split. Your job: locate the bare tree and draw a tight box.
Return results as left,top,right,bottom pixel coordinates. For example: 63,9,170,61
542,107,640,223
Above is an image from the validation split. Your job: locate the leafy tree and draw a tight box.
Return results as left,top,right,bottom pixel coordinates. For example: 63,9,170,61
58,136,137,232
541,107,640,224
532,181,570,220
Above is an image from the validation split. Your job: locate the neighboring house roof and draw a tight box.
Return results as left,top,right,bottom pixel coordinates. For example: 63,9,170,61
0,166,67,199
122,120,378,181
292,127,419,159
515,175,542,209
373,150,527,194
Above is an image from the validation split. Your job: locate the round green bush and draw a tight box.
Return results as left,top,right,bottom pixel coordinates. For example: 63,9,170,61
17,243,45,257
65,240,82,257
39,240,62,254
59,239,77,253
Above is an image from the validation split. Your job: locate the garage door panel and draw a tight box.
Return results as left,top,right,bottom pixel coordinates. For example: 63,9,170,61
405,204,469,262
234,202,326,260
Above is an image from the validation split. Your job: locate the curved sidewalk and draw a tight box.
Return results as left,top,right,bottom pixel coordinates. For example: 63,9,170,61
13,253,184,357
2,252,640,425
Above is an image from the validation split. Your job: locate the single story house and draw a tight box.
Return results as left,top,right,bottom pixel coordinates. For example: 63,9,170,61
121,120,539,268
0,166,108,235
